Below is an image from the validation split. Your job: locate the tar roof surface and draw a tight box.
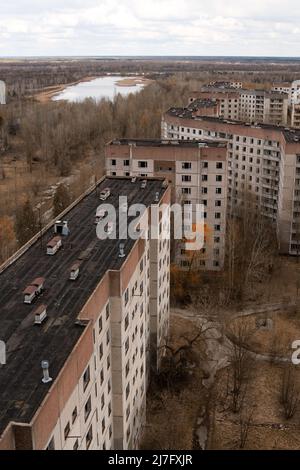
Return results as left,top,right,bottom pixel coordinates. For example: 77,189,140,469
0,176,166,435
108,138,227,148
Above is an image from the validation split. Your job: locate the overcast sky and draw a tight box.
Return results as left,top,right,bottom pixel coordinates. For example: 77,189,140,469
1,0,300,57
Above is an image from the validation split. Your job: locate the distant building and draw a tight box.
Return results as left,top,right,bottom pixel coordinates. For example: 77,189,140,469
189,87,288,126
291,103,300,129
105,139,228,271
0,81,6,105
272,80,300,106
162,112,300,256
208,80,243,89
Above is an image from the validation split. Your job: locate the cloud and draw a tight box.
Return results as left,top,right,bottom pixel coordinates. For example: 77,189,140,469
0,0,299,56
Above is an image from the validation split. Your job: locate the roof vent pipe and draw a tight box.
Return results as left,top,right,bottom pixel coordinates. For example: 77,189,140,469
119,243,126,258
41,360,52,384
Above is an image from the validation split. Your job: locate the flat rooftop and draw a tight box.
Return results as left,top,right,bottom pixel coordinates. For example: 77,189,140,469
164,109,300,144
108,138,227,148
188,98,218,109
0,176,168,436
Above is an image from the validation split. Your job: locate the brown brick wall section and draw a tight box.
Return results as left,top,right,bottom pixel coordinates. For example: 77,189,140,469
0,424,15,450
31,323,94,449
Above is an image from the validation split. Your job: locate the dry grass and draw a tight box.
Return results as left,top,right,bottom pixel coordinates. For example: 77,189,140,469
211,362,300,449
226,311,300,357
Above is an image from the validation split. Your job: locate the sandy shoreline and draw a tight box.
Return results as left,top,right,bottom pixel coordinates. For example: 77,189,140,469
33,76,96,103
33,75,153,103
115,77,153,87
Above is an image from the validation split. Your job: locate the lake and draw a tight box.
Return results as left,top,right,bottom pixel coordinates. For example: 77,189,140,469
52,76,146,102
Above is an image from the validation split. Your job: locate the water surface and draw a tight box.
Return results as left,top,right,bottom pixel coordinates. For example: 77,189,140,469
53,76,145,102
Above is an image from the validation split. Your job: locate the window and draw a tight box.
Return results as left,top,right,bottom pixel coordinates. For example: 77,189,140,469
124,288,129,305
182,162,192,169
83,366,90,391
126,405,130,421
125,314,129,331
99,317,102,333
202,161,208,168
106,330,110,345
102,418,105,433
111,159,116,166
182,175,191,182
72,407,78,424
216,162,223,169
86,425,93,449
201,187,207,194
64,422,70,440
73,439,79,451
126,383,130,399
215,200,221,207
125,361,130,377
182,187,191,194
216,188,222,194
100,368,104,385
108,379,111,394
138,161,148,168
99,343,103,359
216,175,222,182
101,393,105,410
46,437,55,450
108,402,112,417
202,175,208,181
106,304,109,320
124,160,129,166
215,212,221,219
84,396,92,421
107,356,110,370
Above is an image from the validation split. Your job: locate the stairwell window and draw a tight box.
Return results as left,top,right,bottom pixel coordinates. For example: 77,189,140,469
64,422,70,440
46,437,55,450
72,406,78,424
83,366,90,391
84,396,92,421
86,425,93,449
124,288,129,306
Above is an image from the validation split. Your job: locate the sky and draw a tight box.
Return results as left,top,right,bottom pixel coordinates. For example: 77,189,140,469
1,0,300,57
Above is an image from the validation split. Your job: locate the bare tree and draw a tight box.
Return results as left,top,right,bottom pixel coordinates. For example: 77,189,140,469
238,406,254,449
225,190,277,303
156,323,212,390
280,365,299,419
227,320,254,413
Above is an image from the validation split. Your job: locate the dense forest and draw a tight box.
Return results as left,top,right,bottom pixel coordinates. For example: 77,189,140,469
1,57,300,98
1,58,300,264
0,74,193,262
